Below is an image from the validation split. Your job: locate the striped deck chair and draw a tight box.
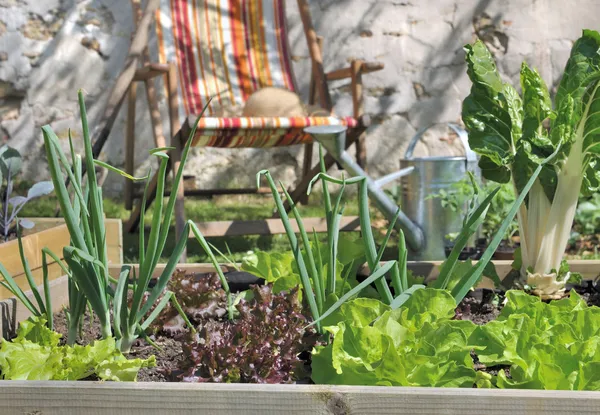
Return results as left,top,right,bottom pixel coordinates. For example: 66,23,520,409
91,0,384,242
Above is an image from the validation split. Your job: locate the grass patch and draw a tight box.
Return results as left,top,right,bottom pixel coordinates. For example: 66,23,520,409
17,188,399,264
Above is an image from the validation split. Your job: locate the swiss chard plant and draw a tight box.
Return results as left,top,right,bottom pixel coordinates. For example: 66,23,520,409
462,29,600,298
0,145,54,241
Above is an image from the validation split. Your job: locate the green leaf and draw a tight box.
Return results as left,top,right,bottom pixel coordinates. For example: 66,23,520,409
93,159,149,182
95,354,157,382
322,297,391,329
16,316,61,347
0,339,65,380
0,145,22,179
312,321,408,386
397,288,456,330
312,288,478,387
462,40,516,173
241,251,300,290
149,146,176,154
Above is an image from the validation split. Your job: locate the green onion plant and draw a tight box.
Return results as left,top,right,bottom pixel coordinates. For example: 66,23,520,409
41,90,195,351
256,146,425,333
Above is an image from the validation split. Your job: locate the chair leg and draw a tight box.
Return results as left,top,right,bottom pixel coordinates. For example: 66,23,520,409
144,79,166,150
125,83,137,211
298,36,321,206
171,131,187,261
351,61,367,170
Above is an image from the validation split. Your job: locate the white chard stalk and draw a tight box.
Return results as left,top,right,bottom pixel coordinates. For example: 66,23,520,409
462,30,600,299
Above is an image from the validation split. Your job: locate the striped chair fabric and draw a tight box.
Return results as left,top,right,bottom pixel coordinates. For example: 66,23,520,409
155,0,357,148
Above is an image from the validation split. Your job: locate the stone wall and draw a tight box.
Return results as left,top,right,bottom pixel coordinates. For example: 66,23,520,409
1,0,599,196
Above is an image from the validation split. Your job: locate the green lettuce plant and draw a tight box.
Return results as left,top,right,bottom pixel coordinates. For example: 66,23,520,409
474,290,600,390
462,30,600,298
311,288,477,387
0,315,153,381
241,234,382,298
312,287,600,390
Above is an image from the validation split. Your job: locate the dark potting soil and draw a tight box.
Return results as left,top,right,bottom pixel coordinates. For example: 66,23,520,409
53,309,103,346
0,232,17,244
50,270,315,383
454,289,504,325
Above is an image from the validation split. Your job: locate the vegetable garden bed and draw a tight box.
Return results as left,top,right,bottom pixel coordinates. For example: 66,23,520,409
7,29,600,409
2,260,600,415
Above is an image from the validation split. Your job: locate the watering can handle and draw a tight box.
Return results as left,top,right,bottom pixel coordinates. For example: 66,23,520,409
404,123,478,163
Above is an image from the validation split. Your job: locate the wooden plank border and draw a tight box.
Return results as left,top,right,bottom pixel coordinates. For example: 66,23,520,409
0,381,599,414
365,260,600,290
190,216,361,237
0,219,123,300
20,217,123,264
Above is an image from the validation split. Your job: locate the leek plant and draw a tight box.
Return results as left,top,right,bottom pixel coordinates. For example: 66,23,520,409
257,146,424,333
41,90,194,351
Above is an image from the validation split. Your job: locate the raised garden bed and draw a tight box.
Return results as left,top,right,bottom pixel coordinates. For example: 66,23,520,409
0,218,122,301
7,30,600,411
2,260,600,414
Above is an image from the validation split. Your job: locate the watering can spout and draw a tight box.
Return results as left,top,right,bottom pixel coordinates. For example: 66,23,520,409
304,125,425,252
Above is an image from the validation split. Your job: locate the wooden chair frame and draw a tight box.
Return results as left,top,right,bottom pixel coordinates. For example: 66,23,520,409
90,0,384,247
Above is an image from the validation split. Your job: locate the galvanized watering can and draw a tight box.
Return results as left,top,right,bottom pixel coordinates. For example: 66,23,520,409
399,123,480,260
303,123,480,261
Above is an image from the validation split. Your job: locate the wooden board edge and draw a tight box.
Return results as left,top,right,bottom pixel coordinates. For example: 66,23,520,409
0,381,598,414
190,216,361,237
105,218,124,264
20,217,123,264
107,263,231,278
